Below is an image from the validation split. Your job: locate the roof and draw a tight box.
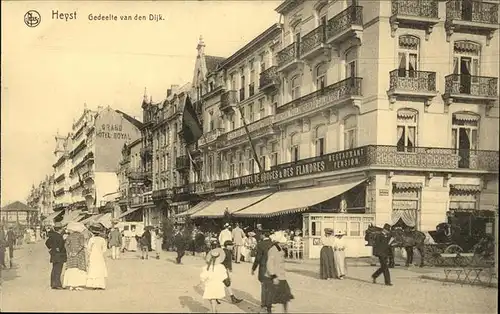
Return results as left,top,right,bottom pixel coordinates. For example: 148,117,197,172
275,0,304,14
205,55,226,73
115,110,143,129
1,201,37,212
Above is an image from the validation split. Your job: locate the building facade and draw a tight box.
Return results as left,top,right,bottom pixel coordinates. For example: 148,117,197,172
26,175,55,218
184,0,499,257
53,132,73,214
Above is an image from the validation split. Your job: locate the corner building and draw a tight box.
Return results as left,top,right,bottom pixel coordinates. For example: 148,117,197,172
186,0,499,258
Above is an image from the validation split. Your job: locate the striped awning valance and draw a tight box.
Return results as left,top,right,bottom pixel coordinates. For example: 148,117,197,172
397,109,418,120
453,113,480,123
450,184,481,193
454,41,480,55
399,35,419,50
393,182,423,190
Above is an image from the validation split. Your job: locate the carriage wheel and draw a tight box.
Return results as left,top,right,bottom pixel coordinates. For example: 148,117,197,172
425,245,443,267
444,244,463,254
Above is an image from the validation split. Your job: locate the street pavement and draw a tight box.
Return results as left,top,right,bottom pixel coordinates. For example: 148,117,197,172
1,241,497,313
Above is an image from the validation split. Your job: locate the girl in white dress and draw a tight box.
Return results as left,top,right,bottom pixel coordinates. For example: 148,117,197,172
86,228,108,290
333,231,347,279
200,248,228,313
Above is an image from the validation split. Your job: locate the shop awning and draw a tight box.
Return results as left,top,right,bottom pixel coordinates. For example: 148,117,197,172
97,213,113,228
80,213,105,225
176,201,213,217
42,211,64,224
233,179,366,218
191,193,272,218
60,210,85,226
117,207,142,219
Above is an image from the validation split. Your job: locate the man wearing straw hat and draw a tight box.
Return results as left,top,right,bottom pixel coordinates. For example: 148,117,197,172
45,222,67,290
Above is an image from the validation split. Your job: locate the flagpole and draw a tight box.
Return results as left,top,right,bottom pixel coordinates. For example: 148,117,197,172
236,106,263,173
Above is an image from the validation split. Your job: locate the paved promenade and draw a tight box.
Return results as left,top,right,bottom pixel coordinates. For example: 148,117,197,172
1,241,497,313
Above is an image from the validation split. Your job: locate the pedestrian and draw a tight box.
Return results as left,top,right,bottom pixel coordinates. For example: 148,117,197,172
6,227,16,267
319,228,335,280
140,229,152,260
155,228,163,259
333,230,347,279
0,225,6,269
86,226,108,290
200,248,229,314
264,233,294,313
371,223,394,286
251,230,275,313
220,240,243,304
174,229,187,264
245,231,258,263
254,223,264,242
218,223,232,248
231,223,245,263
108,226,122,260
45,223,66,290
63,222,88,291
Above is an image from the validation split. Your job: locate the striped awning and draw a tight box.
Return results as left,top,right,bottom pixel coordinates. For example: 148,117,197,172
399,35,419,50
454,41,480,55
60,210,85,226
453,113,480,122
393,182,423,190
42,211,64,224
117,207,143,219
450,184,481,193
176,201,213,217
191,193,272,218
397,109,418,120
80,213,105,225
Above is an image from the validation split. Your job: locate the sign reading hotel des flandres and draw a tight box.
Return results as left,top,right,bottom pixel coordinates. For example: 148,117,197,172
214,147,367,193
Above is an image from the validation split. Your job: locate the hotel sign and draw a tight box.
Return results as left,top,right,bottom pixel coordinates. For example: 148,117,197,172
214,147,367,193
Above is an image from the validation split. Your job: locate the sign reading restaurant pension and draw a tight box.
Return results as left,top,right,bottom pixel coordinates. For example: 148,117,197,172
214,147,367,193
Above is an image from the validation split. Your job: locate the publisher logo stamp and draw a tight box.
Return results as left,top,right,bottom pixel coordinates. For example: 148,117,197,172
24,10,41,27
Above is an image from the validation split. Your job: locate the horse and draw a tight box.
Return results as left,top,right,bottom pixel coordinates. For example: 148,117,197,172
365,224,426,267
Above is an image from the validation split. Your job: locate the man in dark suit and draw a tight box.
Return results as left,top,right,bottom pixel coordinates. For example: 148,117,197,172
251,230,275,313
371,223,394,286
45,223,67,289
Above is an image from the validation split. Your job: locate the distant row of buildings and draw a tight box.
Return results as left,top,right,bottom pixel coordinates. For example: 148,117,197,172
27,0,499,258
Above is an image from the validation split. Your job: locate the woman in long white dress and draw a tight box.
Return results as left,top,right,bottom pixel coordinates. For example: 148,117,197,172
86,228,108,290
333,230,347,279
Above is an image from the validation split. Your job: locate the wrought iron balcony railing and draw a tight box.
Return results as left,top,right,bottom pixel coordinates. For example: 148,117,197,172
226,115,274,141
277,77,363,113
300,24,327,57
389,70,437,93
444,74,498,98
220,90,238,110
392,0,438,18
446,0,499,24
277,42,299,69
259,66,280,90
366,145,499,172
199,128,225,146
176,155,190,169
327,6,363,43
152,188,173,200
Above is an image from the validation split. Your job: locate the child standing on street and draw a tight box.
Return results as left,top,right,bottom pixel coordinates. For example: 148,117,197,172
200,248,228,313
221,240,243,304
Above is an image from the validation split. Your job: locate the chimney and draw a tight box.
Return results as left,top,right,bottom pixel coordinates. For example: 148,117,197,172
197,35,205,58
167,89,172,98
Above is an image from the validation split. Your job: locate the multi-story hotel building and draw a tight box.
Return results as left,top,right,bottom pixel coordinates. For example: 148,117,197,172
184,0,499,258
51,132,73,220
49,105,142,224
27,175,55,220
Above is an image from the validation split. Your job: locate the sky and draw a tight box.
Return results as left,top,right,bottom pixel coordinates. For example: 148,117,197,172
1,0,281,206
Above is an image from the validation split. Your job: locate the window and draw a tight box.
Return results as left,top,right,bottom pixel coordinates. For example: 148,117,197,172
349,221,361,237
293,26,301,58
315,125,327,156
398,35,420,78
449,184,479,211
209,81,214,92
240,74,246,101
260,53,266,72
250,63,256,97
396,109,418,152
452,112,479,168
270,142,279,167
290,133,300,162
209,111,214,131
173,124,177,142
315,63,328,90
259,98,265,119
208,155,214,180
248,103,254,122
453,41,481,94
248,149,255,174
290,75,301,100
230,74,236,90
259,146,267,171
345,46,358,79
317,2,328,40
343,115,357,150
237,152,244,176
392,183,420,229
229,114,236,130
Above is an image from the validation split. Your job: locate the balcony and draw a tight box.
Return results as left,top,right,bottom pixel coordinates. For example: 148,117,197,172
127,170,144,180
195,181,215,194
225,115,275,143
82,170,94,181
445,0,499,45
390,0,439,40
387,70,438,110
366,145,498,172
442,74,498,110
300,24,330,62
326,6,363,47
277,42,303,73
220,90,238,112
198,128,224,147
275,77,363,123
152,188,173,201
176,155,190,170
140,146,152,159
259,66,280,92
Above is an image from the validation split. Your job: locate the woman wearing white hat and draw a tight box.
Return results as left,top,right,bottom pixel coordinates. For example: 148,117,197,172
200,248,229,313
333,231,347,279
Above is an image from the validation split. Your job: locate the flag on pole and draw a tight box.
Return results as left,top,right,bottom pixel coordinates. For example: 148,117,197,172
181,95,203,145
237,106,263,173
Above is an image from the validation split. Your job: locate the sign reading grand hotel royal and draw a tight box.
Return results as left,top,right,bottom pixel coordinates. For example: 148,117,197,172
214,147,367,193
